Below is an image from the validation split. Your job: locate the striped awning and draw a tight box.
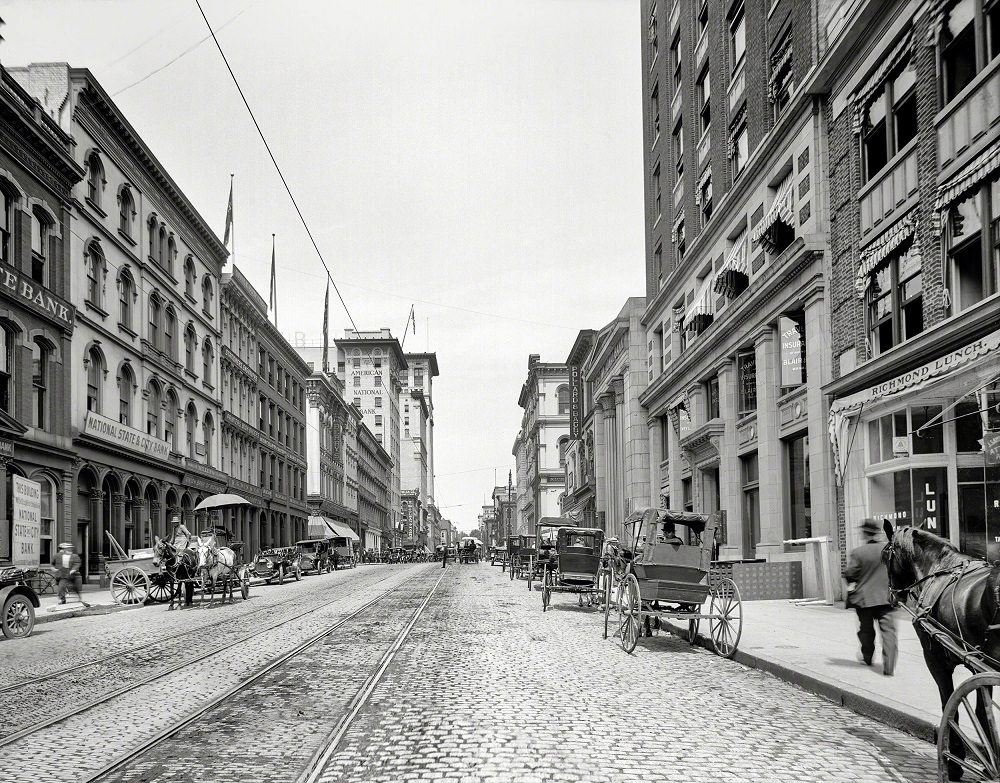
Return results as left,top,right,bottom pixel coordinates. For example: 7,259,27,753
694,166,712,206
851,29,913,135
750,174,795,250
854,216,916,298
767,42,793,103
684,277,715,323
714,229,749,297
934,144,1000,216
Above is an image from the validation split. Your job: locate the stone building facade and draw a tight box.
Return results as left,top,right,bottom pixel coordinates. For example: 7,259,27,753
355,417,392,550
561,330,598,530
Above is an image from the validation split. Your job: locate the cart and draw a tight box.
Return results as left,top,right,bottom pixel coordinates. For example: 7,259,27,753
528,517,577,591
541,527,605,612
608,507,743,658
106,531,173,605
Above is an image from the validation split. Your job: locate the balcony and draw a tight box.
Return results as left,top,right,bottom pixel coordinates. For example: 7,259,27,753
937,56,1000,171
858,141,918,236
728,63,745,113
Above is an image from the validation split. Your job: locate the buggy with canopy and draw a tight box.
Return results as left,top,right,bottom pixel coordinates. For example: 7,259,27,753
541,527,605,611
528,517,577,590
607,507,742,658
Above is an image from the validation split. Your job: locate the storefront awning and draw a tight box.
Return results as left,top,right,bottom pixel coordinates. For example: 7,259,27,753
854,215,917,298
750,173,795,251
851,29,912,135
714,228,749,298
935,145,1000,217
827,329,1000,485
684,277,715,325
307,515,360,542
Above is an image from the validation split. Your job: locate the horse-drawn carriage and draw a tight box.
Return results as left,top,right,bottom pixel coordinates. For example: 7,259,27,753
606,507,743,658
107,531,174,605
541,527,605,611
459,537,482,564
490,544,507,568
528,517,576,590
151,524,251,607
506,534,536,582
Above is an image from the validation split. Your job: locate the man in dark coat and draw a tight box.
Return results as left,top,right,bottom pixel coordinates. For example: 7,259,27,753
843,518,897,676
51,542,89,607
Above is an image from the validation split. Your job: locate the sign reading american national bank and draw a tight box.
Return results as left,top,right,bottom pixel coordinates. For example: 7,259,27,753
0,269,74,333
83,411,172,460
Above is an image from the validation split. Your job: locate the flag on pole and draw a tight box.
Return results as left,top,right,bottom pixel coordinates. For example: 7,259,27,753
322,278,330,373
412,306,416,334
268,233,277,327
222,176,233,248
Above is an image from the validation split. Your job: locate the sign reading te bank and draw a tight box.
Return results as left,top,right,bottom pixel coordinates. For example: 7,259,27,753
84,411,171,460
0,268,74,332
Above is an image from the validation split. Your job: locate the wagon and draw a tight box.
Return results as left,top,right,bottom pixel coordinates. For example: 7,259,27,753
528,517,577,590
106,531,173,605
490,544,508,568
459,537,482,564
541,527,605,612
0,567,40,638
607,507,743,658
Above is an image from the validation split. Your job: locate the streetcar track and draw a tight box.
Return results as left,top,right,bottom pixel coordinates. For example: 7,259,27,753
80,567,446,783
0,567,417,748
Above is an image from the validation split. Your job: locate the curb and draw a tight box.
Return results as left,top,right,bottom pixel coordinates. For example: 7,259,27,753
658,621,938,744
36,603,135,625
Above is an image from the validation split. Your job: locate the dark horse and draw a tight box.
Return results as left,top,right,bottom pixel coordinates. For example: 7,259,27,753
152,537,197,609
882,520,1000,781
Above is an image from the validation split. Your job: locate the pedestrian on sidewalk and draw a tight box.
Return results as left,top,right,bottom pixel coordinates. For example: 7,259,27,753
843,518,897,676
51,542,90,607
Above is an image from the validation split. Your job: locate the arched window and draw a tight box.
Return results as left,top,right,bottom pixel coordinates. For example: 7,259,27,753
86,347,103,413
147,293,161,350
0,186,14,263
184,324,197,373
86,151,103,207
186,402,198,458
146,381,161,437
119,363,134,426
164,305,176,359
202,338,214,386
86,242,105,307
30,208,50,285
158,226,167,267
119,188,134,238
119,270,134,330
557,385,570,415
558,437,568,468
165,389,178,449
31,338,49,429
166,235,176,276
0,323,15,414
203,412,215,466
184,257,197,298
201,276,213,315
147,215,157,259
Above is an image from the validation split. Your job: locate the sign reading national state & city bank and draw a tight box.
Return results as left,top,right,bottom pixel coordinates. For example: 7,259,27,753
83,411,172,460
0,268,74,332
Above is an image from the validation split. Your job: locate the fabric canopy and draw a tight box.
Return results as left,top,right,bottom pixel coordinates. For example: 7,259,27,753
684,276,715,324
854,216,917,298
750,174,795,251
714,228,749,297
307,514,360,542
851,29,912,135
934,145,1000,219
767,40,793,103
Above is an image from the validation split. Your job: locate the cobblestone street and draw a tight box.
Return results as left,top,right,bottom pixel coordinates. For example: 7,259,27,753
1,562,940,782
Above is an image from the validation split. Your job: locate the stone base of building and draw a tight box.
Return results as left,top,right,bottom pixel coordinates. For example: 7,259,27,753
711,560,803,600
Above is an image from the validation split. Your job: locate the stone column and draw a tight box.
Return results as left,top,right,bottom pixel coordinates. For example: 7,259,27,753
61,470,74,547
91,489,104,582
647,415,662,509
803,289,835,554
149,501,162,543
753,327,782,559
715,358,741,558
112,493,126,551
592,400,607,528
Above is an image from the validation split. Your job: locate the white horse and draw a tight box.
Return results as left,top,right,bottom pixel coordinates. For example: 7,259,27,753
195,534,237,604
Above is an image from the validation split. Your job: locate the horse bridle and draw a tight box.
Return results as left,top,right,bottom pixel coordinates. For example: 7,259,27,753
883,537,990,620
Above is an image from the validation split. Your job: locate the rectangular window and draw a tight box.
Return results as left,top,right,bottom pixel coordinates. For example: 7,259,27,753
737,350,757,415
648,3,658,65
697,67,711,137
374,374,382,387
870,466,949,538
742,452,760,549
942,0,978,103
353,396,361,406
654,244,664,283
651,83,660,142
671,31,681,86
947,184,998,312
676,219,686,261
706,375,720,420
867,245,923,354
375,415,382,426
786,433,811,540
701,176,713,225
653,163,663,220
353,375,361,387
730,3,746,72
732,124,748,179
672,123,683,180
863,58,916,182
375,396,382,407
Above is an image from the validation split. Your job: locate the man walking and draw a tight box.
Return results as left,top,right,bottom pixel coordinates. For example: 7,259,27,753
843,518,897,676
51,542,90,607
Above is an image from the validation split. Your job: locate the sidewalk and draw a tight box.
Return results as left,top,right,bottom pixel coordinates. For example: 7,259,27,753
33,581,126,624
675,599,955,743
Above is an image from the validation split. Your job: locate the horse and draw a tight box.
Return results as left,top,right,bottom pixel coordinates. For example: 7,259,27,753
152,536,197,609
195,534,238,604
882,520,1000,780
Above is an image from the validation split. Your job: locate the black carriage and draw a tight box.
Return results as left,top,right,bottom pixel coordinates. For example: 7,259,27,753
490,544,508,568
249,546,302,584
541,527,605,611
0,566,40,639
607,507,742,658
528,517,577,590
459,537,482,564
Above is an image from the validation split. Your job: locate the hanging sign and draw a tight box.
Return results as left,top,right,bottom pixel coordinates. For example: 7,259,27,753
569,363,583,440
779,315,803,387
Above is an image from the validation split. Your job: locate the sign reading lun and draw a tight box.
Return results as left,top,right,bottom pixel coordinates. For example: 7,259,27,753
83,411,171,460
569,363,583,440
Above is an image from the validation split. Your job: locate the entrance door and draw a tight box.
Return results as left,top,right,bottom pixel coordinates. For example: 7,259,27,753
77,523,89,582
959,465,1000,561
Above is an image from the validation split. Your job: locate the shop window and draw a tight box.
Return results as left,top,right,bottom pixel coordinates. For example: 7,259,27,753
778,312,808,389
785,433,811,540
868,244,923,355
911,406,945,454
742,452,760,549
958,464,1000,561
737,350,757,415
869,406,944,463
870,466,949,537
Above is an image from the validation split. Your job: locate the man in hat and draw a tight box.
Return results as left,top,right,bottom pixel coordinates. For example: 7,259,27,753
843,518,897,676
51,542,89,607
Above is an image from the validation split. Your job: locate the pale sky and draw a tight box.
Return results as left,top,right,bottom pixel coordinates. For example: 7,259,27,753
3,0,645,532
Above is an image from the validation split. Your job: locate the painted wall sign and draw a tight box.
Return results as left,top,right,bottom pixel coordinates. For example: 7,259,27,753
569,363,583,440
12,475,41,569
83,411,171,460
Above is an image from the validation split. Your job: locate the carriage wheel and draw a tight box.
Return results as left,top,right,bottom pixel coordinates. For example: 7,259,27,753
617,574,641,654
147,572,173,604
937,672,1000,782
542,571,551,611
294,565,302,582
240,569,250,600
2,593,35,639
110,566,150,605
687,615,700,645
603,574,613,639
708,577,743,658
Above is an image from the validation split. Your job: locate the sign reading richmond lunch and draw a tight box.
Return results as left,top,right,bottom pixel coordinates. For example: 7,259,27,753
569,363,583,440
84,411,171,460
12,475,41,569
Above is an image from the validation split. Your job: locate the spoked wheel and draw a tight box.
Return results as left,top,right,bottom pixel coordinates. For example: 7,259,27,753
542,572,551,611
2,593,35,638
617,573,641,654
110,566,150,605
294,565,302,582
510,560,516,581
938,672,1000,782
240,568,250,600
687,614,700,645
603,574,613,639
147,572,173,603
708,577,743,658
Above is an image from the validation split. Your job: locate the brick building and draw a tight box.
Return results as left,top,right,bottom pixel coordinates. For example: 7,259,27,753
638,1,835,592
0,65,83,566
813,0,1000,562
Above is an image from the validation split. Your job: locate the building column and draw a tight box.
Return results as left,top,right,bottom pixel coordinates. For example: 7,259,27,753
716,358,741,559
753,327,782,559
61,470,73,546
112,493,126,551
592,400,607,529
647,415,662,510
803,289,836,557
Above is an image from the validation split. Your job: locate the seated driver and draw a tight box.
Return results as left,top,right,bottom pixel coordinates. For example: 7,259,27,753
659,521,684,546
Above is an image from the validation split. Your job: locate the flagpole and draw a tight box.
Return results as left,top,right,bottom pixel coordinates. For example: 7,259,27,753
230,173,235,268
270,233,277,328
